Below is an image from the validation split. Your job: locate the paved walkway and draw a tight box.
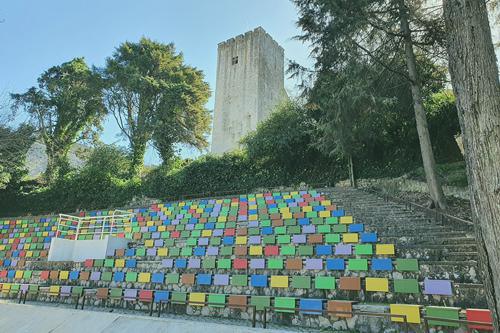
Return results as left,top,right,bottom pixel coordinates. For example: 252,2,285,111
0,302,296,333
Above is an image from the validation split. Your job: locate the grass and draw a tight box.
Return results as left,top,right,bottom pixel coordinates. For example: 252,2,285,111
405,161,468,187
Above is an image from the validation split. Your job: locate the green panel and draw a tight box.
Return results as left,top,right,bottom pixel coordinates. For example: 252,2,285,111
248,228,260,236
72,286,83,296
126,272,138,282
104,259,114,267
164,239,174,247
332,224,347,233
219,247,233,256
348,259,368,271
110,288,122,298
143,232,151,239
181,230,191,237
23,270,33,279
203,258,216,269
251,296,271,311
263,235,275,244
325,233,341,244
355,244,373,255
231,274,248,286
181,247,193,256
101,272,112,281
274,297,296,313
317,225,331,233
315,276,335,290
426,307,460,327
280,245,296,256
166,273,180,284
210,237,221,246
396,259,419,272
191,230,201,237
135,248,146,257
226,222,236,228
93,259,104,267
194,224,204,230
394,279,420,294
208,294,226,307
215,222,225,229
287,226,300,234
291,276,311,289
217,258,231,269
311,217,323,225
186,238,197,246
261,220,271,227
298,245,313,256
274,226,286,235
267,258,284,269
171,291,187,304
284,219,297,226
277,235,291,244
169,247,180,257
306,211,318,218
161,231,170,239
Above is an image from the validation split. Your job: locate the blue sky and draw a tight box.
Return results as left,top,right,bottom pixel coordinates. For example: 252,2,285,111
0,0,311,165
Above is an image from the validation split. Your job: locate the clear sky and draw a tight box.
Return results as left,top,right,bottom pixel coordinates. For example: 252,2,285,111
0,0,311,165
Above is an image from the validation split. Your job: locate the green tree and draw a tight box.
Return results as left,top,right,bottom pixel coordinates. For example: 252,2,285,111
292,0,448,208
103,38,211,177
0,123,34,189
11,58,105,182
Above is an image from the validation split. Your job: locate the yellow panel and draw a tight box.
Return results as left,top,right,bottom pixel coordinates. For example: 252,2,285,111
189,292,206,306
216,199,223,204
196,208,203,213
290,191,298,195
115,259,125,268
202,230,212,237
191,205,198,209
256,193,263,198
302,206,312,212
321,200,331,206
230,202,238,207
319,211,331,218
236,236,247,245
15,271,23,279
20,232,25,237
376,244,395,255
179,201,185,206
365,278,389,292
157,248,168,257
279,207,290,213
145,240,154,248
340,216,353,224
217,216,227,222
0,245,4,251
146,221,154,227
2,283,11,291
158,226,166,232
8,239,13,244
26,251,33,258
249,246,263,256
125,226,132,233
270,275,289,288
59,271,69,280
283,194,291,199
282,212,292,219
249,204,258,210
138,272,151,283
343,233,359,243
42,232,48,237
248,214,258,221
390,304,421,324
49,285,60,294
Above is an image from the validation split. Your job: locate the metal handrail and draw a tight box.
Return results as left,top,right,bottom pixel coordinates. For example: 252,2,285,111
422,315,494,332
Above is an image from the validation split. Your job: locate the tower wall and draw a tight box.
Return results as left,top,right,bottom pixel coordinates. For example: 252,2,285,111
211,27,285,154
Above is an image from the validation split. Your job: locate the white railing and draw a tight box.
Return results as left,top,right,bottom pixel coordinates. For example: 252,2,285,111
56,210,134,240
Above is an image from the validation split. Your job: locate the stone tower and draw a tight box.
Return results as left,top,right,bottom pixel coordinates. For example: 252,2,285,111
211,27,286,154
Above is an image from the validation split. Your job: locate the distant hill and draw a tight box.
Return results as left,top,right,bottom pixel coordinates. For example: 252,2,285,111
25,142,88,178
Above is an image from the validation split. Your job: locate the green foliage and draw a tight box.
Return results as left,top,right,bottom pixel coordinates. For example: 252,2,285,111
103,38,211,176
407,161,468,187
11,58,105,182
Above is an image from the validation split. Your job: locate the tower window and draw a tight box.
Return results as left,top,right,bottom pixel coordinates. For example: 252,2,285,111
232,56,239,65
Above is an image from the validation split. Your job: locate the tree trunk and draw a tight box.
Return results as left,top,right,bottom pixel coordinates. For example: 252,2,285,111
398,0,447,210
348,154,357,188
443,0,500,330
130,139,146,178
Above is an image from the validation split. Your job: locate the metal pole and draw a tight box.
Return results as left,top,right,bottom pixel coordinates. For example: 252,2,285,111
101,217,106,240
75,216,81,240
263,308,267,329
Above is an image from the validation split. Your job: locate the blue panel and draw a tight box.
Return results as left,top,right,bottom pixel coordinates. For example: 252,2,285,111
197,274,212,285
261,227,273,235
205,223,215,230
125,259,137,268
268,204,277,209
194,247,206,256
163,219,171,226
154,290,170,303
204,207,213,213
326,258,345,270
148,226,157,232
222,236,234,245
299,299,323,315
250,274,268,287
371,258,393,271
189,218,198,224
248,209,258,215
3,259,11,267
315,245,332,256
152,272,165,283
298,218,310,226
175,259,187,269
125,248,135,257
69,271,79,281
313,206,325,211
332,210,345,217
360,232,378,243
7,270,15,278
113,271,125,282
348,224,364,232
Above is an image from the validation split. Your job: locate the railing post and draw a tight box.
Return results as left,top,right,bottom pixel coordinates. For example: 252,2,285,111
101,217,106,240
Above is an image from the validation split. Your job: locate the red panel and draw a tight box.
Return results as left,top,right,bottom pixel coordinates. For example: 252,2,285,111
233,259,248,269
40,270,50,280
139,290,154,302
224,229,235,236
466,309,493,331
84,259,93,268
264,246,279,256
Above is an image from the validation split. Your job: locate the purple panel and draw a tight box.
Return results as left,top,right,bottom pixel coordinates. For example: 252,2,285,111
171,219,179,225
176,214,184,219
140,226,148,232
48,231,55,237
90,271,101,281
248,236,261,245
186,224,195,230
305,258,323,270
302,225,316,234
292,234,307,244
299,191,307,195
154,239,164,247
206,247,219,256
248,221,259,228
106,248,115,256
250,259,265,269
93,235,101,240
213,274,229,286
208,199,216,204
147,248,157,256
152,232,160,239
334,244,352,255
238,215,248,221
288,202,298,207
198,238,209,246
210,212,219,218
124,289,137,300
212,229,223,237
20,284,29,292
11,260,18,267
188,258,201,269
424,279,453,296
162,259,174,268
60,286,72,295
160,215,167,221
